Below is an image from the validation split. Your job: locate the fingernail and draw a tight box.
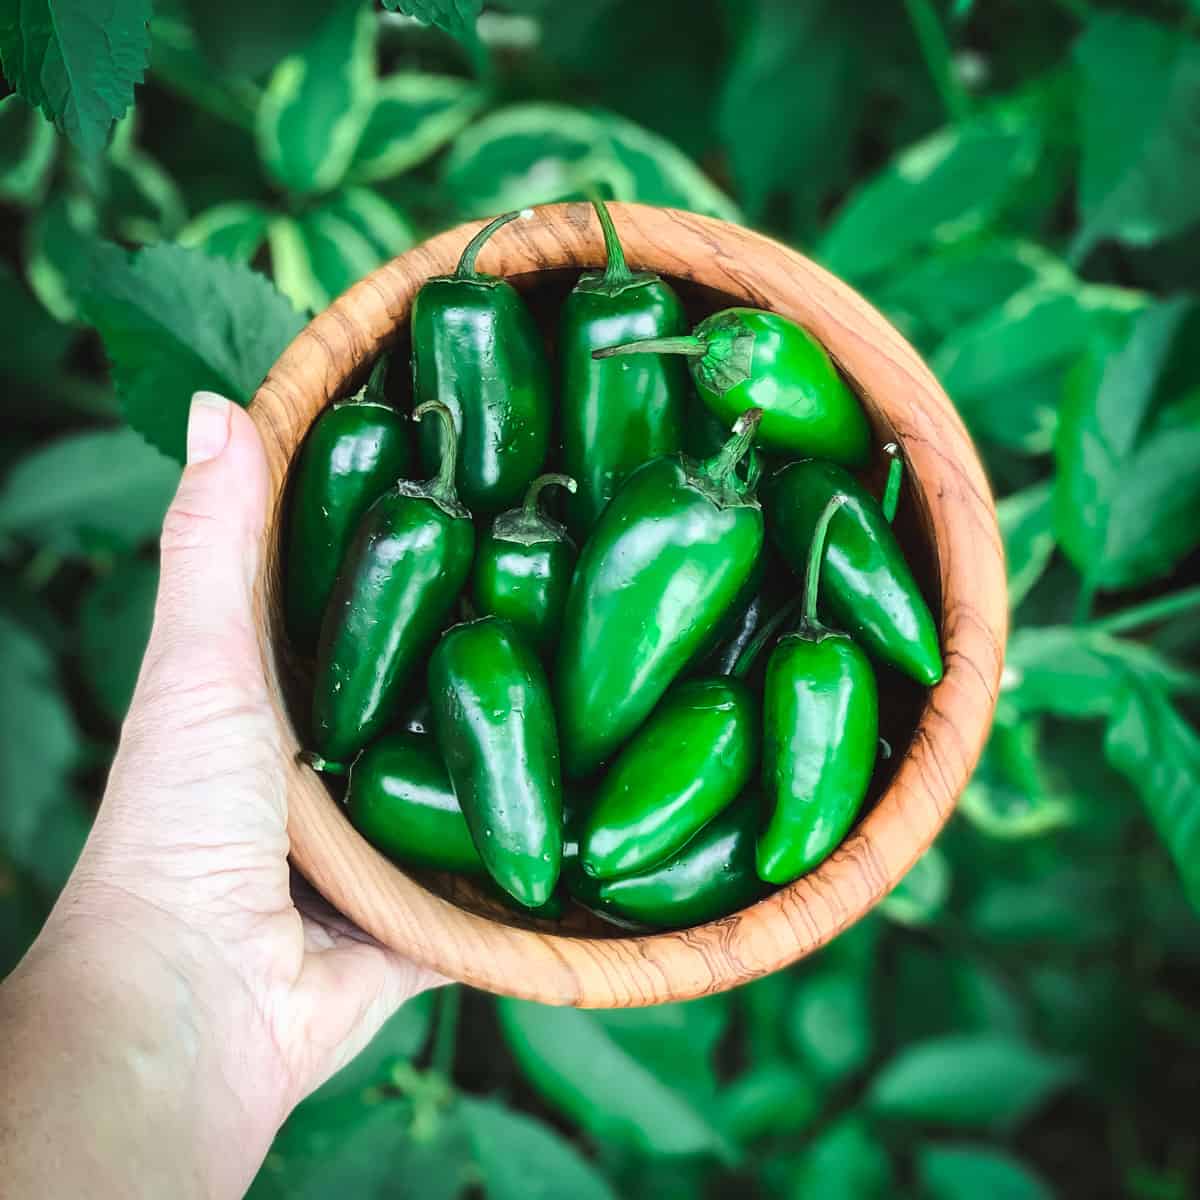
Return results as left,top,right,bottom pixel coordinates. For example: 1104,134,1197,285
187,392,231,464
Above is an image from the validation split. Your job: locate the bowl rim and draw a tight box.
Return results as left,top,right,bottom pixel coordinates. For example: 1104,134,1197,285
250,201,1007,1008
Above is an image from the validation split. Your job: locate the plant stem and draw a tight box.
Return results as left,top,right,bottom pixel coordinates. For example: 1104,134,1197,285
903,0,970,122
431,985,461,1077
731,597,803,679
1088,586,1200,637
881,443,904,524
803,495,846,628
592,195,633,288
592,335,707,360
705,407,762,487
414,400,460,500
522,473,576,520
455,210,519,279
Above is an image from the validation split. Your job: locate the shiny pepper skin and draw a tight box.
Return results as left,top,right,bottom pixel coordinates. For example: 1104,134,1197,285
311,401,474,765
284,356,410,653
555,409,765,778
560,197,687,535
411,211,552,514
428,616,563,908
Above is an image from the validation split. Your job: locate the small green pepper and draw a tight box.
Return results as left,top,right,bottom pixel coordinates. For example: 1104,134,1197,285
428,616,563,908
311,401,474,765
758,496,879,885
594,307,869,465
411,211,552,514
470,473,578,656
560,197,688,535
346,732,482,873
762,457,942,685
555,409,765,777
569,793,767,930
284,356,411,653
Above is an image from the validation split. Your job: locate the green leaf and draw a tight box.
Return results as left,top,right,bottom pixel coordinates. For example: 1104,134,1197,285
0,94,57,206
442,103,740,221
868,1034,1076,1130
715,1063,824,1144
103,114,187,244
1104,679,1200,911
77,558,158,725
496,999,734,1161
25,190,101,324
0,0,151,158
917,1143,1054,1200
1074,14,1200,255
460,1097,616,1200
998,483,1055,611
968,868,1125,950
0,429,178,556
83,242,304,461
348,73,486,183
179,203,272,264
179,0,340,79
879,844,951,926
788,968,874,1085
269,189,415,313
381,0,482,47
257,0,377,195
0,260,74,386
1054,299,1200,591
791,1115,893,1200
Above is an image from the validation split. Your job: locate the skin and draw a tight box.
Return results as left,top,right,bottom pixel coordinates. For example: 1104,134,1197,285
346,732,483,873
0,396,436,1200
762,458,943,686
580,678,757,879
429,617,563,908
283,360,410,653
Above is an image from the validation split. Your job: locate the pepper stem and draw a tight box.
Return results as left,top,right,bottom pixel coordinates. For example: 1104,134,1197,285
731,596,804,680
592,335,708,361
802,494,847,629
523,472,577,520
705,407,763,488
413,400,460,502
882,442,903,524
455,210,521,279
591,196,633,288
349,354,389,404
300,750,347,775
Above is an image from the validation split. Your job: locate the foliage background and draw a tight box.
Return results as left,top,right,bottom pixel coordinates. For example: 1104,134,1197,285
2,0,1200,1196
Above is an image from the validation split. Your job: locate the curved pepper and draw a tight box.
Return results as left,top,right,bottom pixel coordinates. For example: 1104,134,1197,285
569,793,767,930
311,401,474,765
346,732,482,873
428,616,563,908
758,496,879,884
594,307,869,465
761,456,942,685
411,210,552,514
560,197,688,534
284,356,411,653
555,409,765,777
470,473,578,656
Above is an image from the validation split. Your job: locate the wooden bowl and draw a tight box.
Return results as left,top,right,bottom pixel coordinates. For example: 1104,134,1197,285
249,202,1006,1008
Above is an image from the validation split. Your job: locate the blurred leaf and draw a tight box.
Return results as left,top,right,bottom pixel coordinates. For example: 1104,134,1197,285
25,190,101,324
460,1097,616,1200
0,261,74,386
0,94,57,205
0,612,87,891
791,1115,893,1200
868,1034,1076,1131
179,203,272,264
1054,299,1200,591
496,999,734,1161
382,0,482,48
788,968,874,1085
83,242,304,461
179,0,337,78
0,0,151,158
104,114,187,244
269,188,415,312
916,1143,1054,1200
441,103,740,220
1073,14,1200,257
716,1063,823,1144
0,429,178,556
0,858,45,976
77,558,158,724
998,483,1055,611
968,868,1127,950
257,0,377,195
880,844,950,926
1105,678,1200,911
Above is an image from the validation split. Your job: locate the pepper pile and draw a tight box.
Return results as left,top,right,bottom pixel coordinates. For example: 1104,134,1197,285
287,203,942,931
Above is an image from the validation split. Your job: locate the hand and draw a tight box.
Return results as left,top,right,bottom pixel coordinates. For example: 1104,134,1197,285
0,394,440,1199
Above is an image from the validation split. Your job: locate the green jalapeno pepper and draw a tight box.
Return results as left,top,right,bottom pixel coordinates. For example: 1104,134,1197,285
411,211,552,514
346,732,482,873
569,793,767,930
758,496,879,885
594,307,869,465
555,409,765,778
762,456,942,685
470,473,578,656
311,401,474,766
560,198,688,534
428,616,563,908
284,356,411,653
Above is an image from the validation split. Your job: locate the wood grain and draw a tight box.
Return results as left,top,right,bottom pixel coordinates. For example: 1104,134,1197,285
248,203,1007,1008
